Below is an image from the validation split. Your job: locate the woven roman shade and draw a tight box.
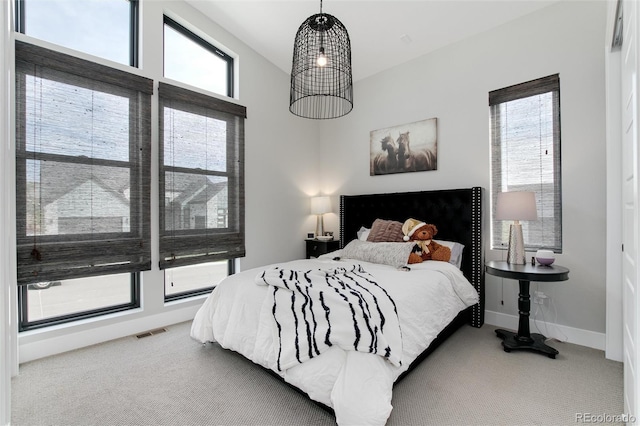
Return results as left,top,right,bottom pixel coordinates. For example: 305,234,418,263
15,40,152,285
489,74,562,252
158,82,246,269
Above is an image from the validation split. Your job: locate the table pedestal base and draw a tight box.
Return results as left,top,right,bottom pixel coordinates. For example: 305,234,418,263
495,329,558,359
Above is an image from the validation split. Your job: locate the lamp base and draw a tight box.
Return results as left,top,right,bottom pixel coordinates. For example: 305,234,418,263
507,223,526,264
315,215,324,238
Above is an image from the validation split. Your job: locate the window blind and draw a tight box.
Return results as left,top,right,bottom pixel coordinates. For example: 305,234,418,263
158,82,246,269
489,74,562,252
15,41,152,285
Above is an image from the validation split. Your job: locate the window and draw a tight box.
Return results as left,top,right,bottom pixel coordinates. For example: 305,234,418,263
16,0,138,66
161,17,239,299
14,41,151,328
158,82,245,276
15,0,142,329
489,74,562,252
18,273,138,331
13,6,244,329
163,16,233,97
164,260,229,300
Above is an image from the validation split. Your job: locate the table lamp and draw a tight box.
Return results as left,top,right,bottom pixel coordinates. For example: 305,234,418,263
310,196,331,238
495,191,538,264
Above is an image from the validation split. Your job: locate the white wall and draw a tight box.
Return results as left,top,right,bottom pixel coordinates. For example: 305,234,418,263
320,1,608,343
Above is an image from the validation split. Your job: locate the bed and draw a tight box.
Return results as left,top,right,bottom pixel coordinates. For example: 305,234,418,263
191,187,484,425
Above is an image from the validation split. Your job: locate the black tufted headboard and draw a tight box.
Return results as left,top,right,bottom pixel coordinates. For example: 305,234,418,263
340,187,484,327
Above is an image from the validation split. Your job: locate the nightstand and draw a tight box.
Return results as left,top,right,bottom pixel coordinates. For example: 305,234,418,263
306,239,340,259
485,260,569,359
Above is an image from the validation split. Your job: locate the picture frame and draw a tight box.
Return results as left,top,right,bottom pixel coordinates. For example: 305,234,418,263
370,117,438,176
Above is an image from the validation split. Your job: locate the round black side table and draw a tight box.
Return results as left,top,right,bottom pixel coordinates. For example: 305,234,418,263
485,260,569,359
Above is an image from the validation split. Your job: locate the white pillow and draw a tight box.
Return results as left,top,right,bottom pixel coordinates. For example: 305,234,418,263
357,226,370,241
434,240,465,269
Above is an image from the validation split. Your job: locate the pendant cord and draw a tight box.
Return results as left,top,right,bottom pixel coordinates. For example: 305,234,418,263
320,0,323,14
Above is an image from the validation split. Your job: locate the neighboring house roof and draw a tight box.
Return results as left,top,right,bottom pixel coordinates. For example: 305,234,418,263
169,180,227,206
38,162,129,207
37,161,226,207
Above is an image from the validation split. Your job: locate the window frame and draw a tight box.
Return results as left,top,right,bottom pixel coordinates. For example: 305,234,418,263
18,273,141,332
164,260,235,303
160,16,239,301
15,0,139,68
14,0,145,330
489,74,563,253
163,15,234,98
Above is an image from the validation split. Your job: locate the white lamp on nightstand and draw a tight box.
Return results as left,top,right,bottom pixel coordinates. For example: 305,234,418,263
311,196,331,238
495,191,538,264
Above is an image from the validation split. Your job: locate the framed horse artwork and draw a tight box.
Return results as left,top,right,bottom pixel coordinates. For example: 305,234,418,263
369,117,438,176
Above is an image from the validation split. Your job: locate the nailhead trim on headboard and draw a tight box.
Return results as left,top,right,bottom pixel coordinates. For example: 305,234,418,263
471,186,484,328
339,198,345,249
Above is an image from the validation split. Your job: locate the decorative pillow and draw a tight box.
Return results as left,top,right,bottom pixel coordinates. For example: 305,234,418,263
434,240,465,269
366,219,405,243
341,240,414,268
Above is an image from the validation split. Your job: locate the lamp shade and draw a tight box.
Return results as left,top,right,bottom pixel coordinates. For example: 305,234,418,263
495,191,538,221
311,196,331,215
289,8,353,119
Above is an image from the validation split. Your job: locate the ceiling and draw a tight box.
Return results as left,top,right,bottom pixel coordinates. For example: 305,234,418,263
186,0,559,82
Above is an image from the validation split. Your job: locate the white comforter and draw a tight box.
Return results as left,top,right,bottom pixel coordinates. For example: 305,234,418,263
191,254,479,426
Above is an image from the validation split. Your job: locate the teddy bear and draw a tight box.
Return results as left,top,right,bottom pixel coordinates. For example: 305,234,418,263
402,218,452,264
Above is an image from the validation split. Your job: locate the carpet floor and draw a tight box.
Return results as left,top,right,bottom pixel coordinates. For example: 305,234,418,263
11,321,623,425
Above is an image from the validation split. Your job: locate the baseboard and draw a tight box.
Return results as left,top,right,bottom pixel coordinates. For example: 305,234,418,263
18,303,201,363
484,310,606,351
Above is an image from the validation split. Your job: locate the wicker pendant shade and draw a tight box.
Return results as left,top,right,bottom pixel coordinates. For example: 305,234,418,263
289,2,353,119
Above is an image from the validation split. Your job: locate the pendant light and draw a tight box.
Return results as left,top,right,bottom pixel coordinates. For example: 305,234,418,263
289,0,353,119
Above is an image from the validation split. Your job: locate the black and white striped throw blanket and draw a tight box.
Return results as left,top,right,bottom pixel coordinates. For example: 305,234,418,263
256,264,402,371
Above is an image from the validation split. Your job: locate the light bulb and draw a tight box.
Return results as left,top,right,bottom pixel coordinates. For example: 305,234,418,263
316,47,327,67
